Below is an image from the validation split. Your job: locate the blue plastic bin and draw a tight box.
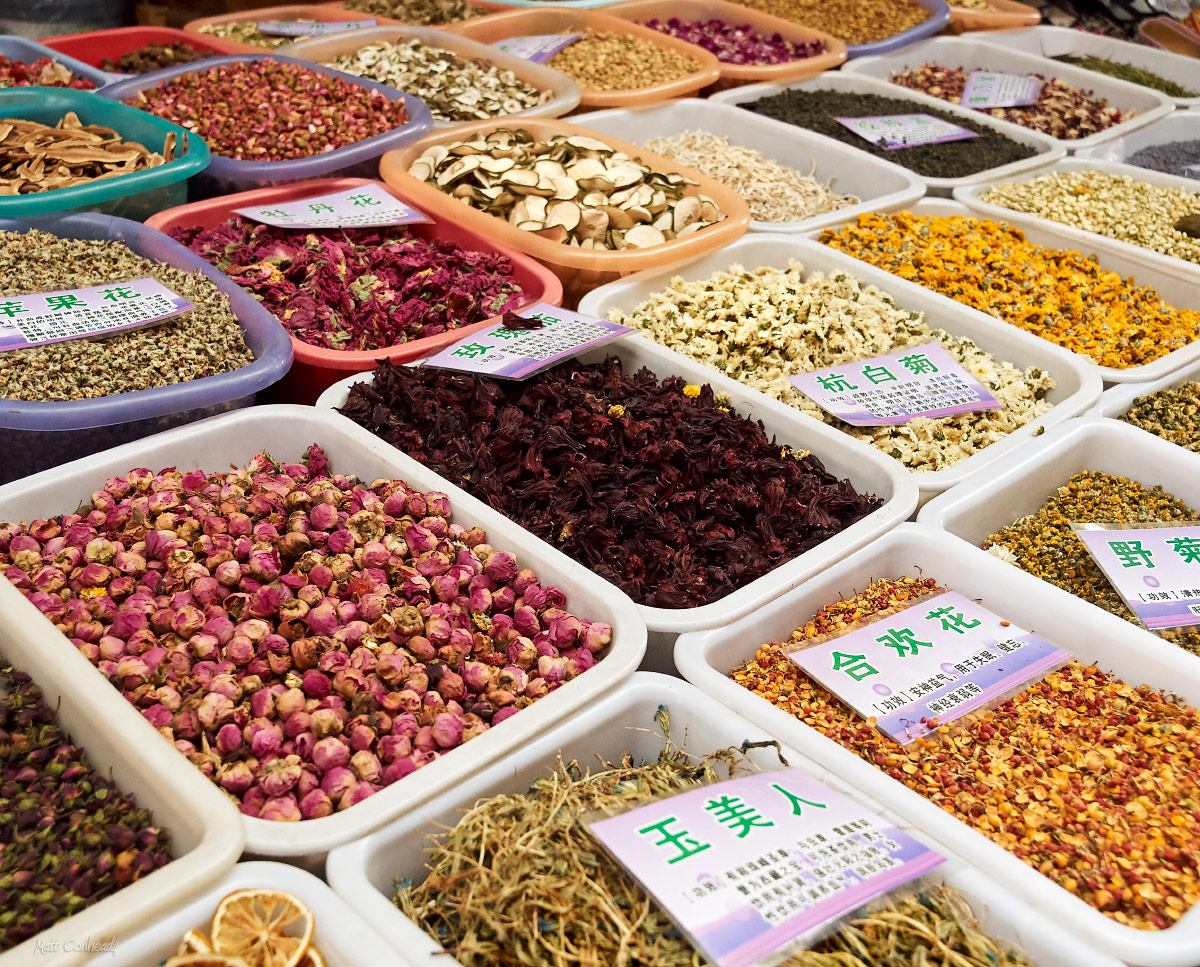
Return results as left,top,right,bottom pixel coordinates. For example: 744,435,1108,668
0,87,210,220
0,213,293,483
99,54,433,197
844,0,951,57
0,33,111,88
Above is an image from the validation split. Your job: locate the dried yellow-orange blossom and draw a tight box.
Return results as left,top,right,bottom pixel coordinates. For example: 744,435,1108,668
821,212,1200,369
731,576,1200,931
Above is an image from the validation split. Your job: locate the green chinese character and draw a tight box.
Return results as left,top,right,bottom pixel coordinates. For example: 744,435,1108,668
704,796,774,838
862,365,897,385
349,193,382,207
899,352,938,375
925,606,981,635
637,816,712,864
1167,536,1200,565
0,301,26,318
530,312,560,326
491,328,524,340
831,651,877,681
450,342,493,360
259,208,289,218
45,294,86,311
876,627,933,657
1108,540,1154,569
771,784,827,817
307,203,336,214
817,373,857,393
100,286,138,302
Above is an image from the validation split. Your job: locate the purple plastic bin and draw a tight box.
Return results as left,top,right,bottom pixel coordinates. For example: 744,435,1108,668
845,0,951,57
98,54,433,197
0,213,293,483
0,33,111,88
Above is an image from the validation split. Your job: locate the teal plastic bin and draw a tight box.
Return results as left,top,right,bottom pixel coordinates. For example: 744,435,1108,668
0,86,209,219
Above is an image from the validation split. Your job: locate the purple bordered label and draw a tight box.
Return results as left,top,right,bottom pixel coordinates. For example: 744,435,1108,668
961,70,1043,108
586,769,944,967
788,342,1001,426
255,19,376,36
834,114,978,150
0,277,193,353
233,183,431,230
493,34,582,63
788,591,1070,743
419,302,633,380
1073,524,1200,630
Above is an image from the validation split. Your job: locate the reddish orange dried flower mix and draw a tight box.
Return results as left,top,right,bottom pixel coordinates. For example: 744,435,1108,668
731,575,1200,931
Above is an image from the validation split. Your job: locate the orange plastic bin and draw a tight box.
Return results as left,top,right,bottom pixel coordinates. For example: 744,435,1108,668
602,0,845,88
183,5,404,53
146,177,562,404
380,116,750,306
318,0,513,27
944,0,1040,34
443,7,722,108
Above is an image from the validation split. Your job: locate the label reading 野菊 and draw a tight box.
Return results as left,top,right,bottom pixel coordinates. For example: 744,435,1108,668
586,770,944,967
960,70,1043,108
233,183,431,230
419,303,633,380
834,114,978,151
0,278,193,354
1073,523,1200,630
787,342,1001,426
787,590,1070,743
255,19,376,36
493,34,582,63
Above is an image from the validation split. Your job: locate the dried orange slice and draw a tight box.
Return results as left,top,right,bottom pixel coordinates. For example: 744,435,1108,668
210,889,314,967
164,955,249,967
298,944,326,967
177,928,214,956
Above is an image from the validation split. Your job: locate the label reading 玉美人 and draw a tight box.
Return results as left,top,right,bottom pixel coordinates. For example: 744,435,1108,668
787,590,1070,743
233,183,431,230
586,769,944,967
834,114,979,150
787,343,1000,426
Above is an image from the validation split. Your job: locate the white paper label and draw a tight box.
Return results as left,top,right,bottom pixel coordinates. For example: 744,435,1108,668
834,114,978,150
493,34,582,63
961,70,1043,108
256,19,376,36
233,183,430,230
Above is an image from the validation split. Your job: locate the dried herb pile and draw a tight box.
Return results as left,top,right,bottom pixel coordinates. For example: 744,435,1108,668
336,0,488,24
103,42,217,74
732,575,1200,930
340,358,881,608
738,89,1036,179
1053,53,1198,98
984,469,1200,655
821,212,1200,369
1119,381,1200,454
0,653,172,952
0,229,253,402
0,55,95,90
1125,139,1200,179
726,0,929,45
170,217,525,352
394,721,1036,967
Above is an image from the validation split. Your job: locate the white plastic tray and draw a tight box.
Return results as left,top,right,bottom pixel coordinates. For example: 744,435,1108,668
673,522,1200,966
279,24,581,128
88,861,410,966
325,671,1125,967
0,405,646,860
813,197,1200,384
953,156,1200,280
982,25,1200,109
570,99,926,234
842,35,1174,150
577,233,1101,504
917,414,1200,547
708,72,1065,197
315,337,918,672
1094,352,1200,426
0,584,244,967
1073,111,1200,182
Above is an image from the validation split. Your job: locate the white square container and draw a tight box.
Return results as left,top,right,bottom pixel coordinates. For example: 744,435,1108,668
708,72,1065,197
570,99,926,234
315,337,918,673
841,35,1174,150
672,522,1200,966
577,233,1101,505
917,415,1200,547
1094,353,1200,424
813,197,1200,384
953,157,1200,280
0,405,646,861
325,670,1126,967
278,24,581,128
88,861,410,967
1073,112,1200,182
0,583,245,967
982,25,1200,109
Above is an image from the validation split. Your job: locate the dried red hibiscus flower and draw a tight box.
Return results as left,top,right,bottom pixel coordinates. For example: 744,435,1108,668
169,217,526,352
339,357,882,609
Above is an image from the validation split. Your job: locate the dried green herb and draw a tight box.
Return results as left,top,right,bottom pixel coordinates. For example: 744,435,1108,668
1053,53,1198,98
1120,381,1200,454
